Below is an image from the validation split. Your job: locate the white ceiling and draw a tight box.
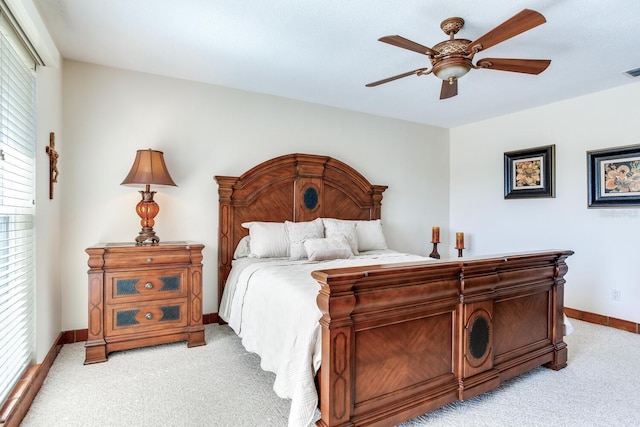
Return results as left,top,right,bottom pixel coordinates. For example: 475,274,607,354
34,0,640,128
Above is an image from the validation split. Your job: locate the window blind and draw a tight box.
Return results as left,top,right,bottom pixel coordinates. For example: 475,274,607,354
0,11,36,407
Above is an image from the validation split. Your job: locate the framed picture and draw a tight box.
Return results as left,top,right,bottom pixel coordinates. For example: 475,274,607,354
587,144,640,208
504,145,555,199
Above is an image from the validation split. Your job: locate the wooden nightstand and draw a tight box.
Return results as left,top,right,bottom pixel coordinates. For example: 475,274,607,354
84,241,205,364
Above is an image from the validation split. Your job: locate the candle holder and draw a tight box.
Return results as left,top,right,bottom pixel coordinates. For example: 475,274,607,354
429,242,440,259
455,232,465,258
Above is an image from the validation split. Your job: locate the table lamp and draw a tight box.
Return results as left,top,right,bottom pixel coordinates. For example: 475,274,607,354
121,149,177,245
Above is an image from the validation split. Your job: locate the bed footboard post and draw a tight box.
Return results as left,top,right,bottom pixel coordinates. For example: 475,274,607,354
313,271,358,427
546,252,571,370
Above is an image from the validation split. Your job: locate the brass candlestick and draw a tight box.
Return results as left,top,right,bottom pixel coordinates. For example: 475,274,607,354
429,242,440,259
456,247,464,257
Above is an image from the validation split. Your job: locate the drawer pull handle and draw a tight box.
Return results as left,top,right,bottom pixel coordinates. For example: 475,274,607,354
147,258,153,263
145,313,153,320
145,282,153,290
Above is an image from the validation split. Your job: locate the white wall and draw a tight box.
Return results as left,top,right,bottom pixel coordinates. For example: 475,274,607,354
13,0,64,363
34,64,63,362
60,60,450,331
450,81,640,324
42,51,640,337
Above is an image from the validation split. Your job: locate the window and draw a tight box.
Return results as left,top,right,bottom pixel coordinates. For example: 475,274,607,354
0,9,37,406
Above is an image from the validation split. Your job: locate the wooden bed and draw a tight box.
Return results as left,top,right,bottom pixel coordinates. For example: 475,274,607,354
216,153,573,427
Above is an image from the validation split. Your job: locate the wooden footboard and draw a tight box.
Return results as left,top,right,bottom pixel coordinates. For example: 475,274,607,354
312,250,573,427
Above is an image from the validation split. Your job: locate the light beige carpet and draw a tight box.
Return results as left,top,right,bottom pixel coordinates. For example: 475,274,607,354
21,319,640,426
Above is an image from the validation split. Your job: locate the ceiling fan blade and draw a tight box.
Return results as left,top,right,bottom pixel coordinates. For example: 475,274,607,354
476,58,551,74
468,9,546,53
379,35,438,56
440,79,458,99
366,68,429,87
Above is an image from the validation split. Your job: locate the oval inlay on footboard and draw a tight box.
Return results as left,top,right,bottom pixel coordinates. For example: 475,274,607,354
469,315,490,360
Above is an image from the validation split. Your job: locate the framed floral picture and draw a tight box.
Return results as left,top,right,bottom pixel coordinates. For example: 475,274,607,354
587,144,640,207
504,145,555,199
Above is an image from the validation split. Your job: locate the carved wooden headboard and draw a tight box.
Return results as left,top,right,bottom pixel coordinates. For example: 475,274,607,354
214,153,387,305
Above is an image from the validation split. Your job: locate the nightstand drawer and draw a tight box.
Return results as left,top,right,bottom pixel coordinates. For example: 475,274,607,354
106,298,188,336
105,268,186,303
103,250,191,268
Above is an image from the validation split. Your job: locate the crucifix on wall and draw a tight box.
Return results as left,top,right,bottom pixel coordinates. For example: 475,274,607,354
46,132,59,199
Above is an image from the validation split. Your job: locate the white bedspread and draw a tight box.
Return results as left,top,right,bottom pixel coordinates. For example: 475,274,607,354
218,250,431,427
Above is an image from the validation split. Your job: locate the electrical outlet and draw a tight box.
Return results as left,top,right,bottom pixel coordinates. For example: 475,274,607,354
611,289,621,302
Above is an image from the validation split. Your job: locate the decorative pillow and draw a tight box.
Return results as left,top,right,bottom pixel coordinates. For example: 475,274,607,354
322,218,359,255
241,221,289,258
303,237,353,262
233,235,251,259
355,219,388,251
285,218,324,260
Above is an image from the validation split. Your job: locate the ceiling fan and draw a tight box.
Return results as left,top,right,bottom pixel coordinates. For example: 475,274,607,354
366,9,551,100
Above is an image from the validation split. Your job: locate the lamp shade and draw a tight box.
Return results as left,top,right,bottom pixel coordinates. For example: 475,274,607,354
121,149,177,187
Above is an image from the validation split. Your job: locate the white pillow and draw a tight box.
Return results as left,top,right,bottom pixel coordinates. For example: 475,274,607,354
241,221,289,258
303,237,353,261
322,218,359,255
233,235,251,259
285,218,324,260
355,219,387,251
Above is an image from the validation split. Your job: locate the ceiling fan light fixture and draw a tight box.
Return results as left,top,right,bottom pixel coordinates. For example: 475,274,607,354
432,58,471,81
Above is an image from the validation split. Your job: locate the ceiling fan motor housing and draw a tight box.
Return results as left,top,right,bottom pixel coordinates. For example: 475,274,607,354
431,39,473,81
